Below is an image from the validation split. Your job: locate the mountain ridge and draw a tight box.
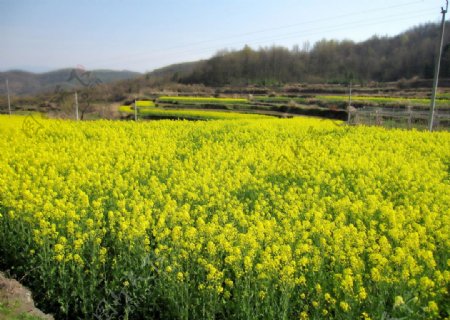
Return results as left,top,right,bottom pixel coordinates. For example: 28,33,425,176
0,69,142,96
2,22,450,97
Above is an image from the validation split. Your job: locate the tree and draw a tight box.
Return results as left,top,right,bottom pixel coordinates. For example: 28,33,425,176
77,89,93,120
179,22,450,86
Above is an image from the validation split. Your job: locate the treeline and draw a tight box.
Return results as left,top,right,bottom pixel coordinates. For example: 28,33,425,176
179,23,450,86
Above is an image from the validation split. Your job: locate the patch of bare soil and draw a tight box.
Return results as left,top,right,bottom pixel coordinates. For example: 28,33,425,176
0,272,53,320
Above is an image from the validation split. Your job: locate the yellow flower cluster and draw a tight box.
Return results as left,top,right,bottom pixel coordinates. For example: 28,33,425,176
135,100,155,108
119,104,266,120
316,95,450,108
158,96,248,104
0,115,449,319
118,100,155,111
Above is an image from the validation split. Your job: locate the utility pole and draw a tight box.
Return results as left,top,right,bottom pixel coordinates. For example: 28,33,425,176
347,81,352,123
74,92,79,121
6,79,11,115
429,0,448,132
134,99,138,121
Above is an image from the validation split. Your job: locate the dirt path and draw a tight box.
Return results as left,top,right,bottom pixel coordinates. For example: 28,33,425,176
0,272,53,320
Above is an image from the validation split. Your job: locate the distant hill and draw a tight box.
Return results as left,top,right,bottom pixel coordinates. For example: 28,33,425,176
85,21,450,102
144,61,205,82
7,22,448,99
178,22,450,86
101,23,450,90
0,69,141,96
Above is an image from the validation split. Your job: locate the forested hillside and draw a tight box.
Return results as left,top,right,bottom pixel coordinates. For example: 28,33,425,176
179,23,450,86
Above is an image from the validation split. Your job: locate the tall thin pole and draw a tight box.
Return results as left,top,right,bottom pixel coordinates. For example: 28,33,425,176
74,92,79,121
347,81,352,123
134,99,138,121
429,0,448,132
348,81,352,107
6,79,11,115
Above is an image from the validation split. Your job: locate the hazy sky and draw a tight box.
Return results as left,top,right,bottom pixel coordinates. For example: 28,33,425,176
0,0,447,73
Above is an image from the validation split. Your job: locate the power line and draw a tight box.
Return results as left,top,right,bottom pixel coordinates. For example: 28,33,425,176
165,9,437,59
99,8,436,68
6,79,11,115
86,1,432,68
143,0,428,54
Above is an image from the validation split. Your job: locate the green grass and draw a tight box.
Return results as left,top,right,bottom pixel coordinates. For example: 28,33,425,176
138,108,267,120
0,301,45,320
253,95,450,108
437,93,450,100
158,96,249,104
119,103,267,120
317,95,450,107
253,96,308,104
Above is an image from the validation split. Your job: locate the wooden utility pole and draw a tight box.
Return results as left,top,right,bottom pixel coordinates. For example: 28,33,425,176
429,0,448,131
6,79,11,115
347,81,352,123
75,92,79,121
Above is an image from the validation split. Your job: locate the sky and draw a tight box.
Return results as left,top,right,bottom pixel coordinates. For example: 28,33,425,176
0,0,447,73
